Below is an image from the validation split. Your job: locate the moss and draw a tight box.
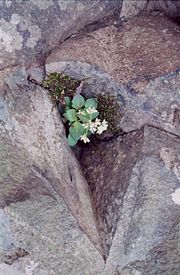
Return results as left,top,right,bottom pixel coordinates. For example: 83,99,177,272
43,72,80,104
43,72,122,137
97,94,121,135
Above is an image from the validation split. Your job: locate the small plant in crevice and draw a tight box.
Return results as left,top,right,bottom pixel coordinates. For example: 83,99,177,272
43,72,109,147
63,95,108,146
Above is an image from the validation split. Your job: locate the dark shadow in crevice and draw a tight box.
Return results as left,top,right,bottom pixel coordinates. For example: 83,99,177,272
75,129,144,260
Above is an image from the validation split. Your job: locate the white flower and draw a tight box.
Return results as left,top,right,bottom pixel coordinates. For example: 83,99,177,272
86,107,97,114
83,120,97,133
80,134,90,143
89,121,97,133
97,119,108,134
82,122,89,129
94,118,101,127
78,110,86,115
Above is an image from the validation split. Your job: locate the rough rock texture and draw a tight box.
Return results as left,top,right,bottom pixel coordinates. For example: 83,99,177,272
120,71,180,136
0,0,122,70
105,126,180,274
0,264,24,275
80,126,180,271
0,209,13,252
148,0,180,22
0,195,104,275
0,1,180,274
1,0,179,72
80,131,144,259
120,0,149,18
0,68,101,253
46,62,180,138
46,13,180,88
121,0,180,21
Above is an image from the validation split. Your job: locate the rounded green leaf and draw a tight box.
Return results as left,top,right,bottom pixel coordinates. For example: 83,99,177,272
77,112,90,122
68,134,77,147
69,121,85,140
63,109,77,122
85,98,98,109
64,96,71,107
72,95,85,110
91,110,99,120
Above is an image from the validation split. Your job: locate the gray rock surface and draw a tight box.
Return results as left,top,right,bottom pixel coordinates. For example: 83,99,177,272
0,1,180,274
0,68,101,254
46,61,180,137
0,264,24,275
80,130,144,259
121,0,180,20
148,0,180,21
1,0,179,72
0,0,122,70
80,126,180,272
46,13,180,137
104,126,180,274
0,209,13,252
1,195,104,275
46,13,180,87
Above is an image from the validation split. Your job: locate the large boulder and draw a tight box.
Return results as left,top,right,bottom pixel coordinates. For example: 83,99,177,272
0,1,180,274
0,195,104,274
45,14,180,137
0,68,101,253
46,13,179,88
80,126,180,273
47,59,180,135
0,0,122,70
105,126,180,274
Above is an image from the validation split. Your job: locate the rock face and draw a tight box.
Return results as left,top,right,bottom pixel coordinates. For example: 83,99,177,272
121,0,180,21
80,126,180,272
44,8,180,270
0,195,104,275
1,0,179,71
0,68,101,254
80,130,144,258
0,0,122,70
46,13,180,88
0,1,180,274
46,54,180,138
105,126,180,274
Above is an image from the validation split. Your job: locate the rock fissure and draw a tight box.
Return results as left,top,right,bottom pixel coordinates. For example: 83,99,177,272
0,1,180,274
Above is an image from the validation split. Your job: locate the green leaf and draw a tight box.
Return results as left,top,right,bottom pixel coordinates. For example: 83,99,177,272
69,121,85,140
85,98,98,109
72,95,85,110
91,110,99,120
87,130,92,137
68,134,77,147
65,106,70,112
77,112,90,122
64,96,71,107
63,109,77,122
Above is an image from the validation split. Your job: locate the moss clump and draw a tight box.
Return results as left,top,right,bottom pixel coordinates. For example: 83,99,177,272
43,72,80,104
97,94,121,135
43,72,122,137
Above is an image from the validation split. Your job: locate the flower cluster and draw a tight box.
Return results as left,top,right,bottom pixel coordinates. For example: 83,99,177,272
79,107,108,142
63,94,108,146
82,118,108,138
